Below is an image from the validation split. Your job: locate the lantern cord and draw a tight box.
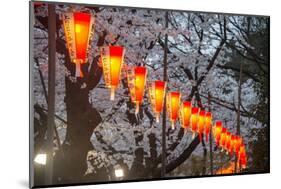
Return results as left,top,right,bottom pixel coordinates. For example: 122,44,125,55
75,62,83,77
171,122,175,130
156,114,160,123
110,87,115,101
192,132,196,140
135,102,140,115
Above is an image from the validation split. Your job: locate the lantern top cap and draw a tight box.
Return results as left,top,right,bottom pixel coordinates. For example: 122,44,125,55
107,46,125,56
199,110,206,115
216,120,223,126
222,127,227,132
135,66,147,73
170,91,181,96
182,101,191,106
191,107,200,113
73,11,91,18
155,80,166,86
206,112,212,116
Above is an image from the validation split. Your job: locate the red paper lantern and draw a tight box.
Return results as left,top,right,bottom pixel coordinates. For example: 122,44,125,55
239,143,247,169
234,136,242,157
190,107,200,137
220,127,227,149
179,101,192,129
229,134,236,156
127,66,147,114
204,112,212,142
63,12,94,77
167,92,181,129
148,81,166,122
240,155,247,169
213,121,223,146
101,46,125,100
225,131,231,152
198,110,206,142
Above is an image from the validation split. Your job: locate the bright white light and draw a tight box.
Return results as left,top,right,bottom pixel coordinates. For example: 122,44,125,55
34,153,47,165
114,168,124,178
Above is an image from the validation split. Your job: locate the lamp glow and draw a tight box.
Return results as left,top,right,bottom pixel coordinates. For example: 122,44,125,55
198,110,206,142
101,46,125,100
228,134,235,156
220,127,227,149
214,121,223,146
114,168,124,178
149,80,166,122
190,107,200,137
204,112,212,142
225,131,231,153
167,92,181,129
134,67,147,114
234,136,242,157
34,153,47,165
63,12,94,77
239,144,247,169
179,101,192,129
127,66,147,114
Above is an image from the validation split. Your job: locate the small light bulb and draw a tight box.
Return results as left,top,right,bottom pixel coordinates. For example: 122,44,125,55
114,168,124,178
34,153,47,165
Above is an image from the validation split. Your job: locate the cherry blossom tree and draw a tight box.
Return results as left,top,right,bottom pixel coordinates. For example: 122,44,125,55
32,3,269,185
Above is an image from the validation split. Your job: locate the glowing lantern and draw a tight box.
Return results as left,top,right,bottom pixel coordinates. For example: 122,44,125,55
34,153,47,165
148,80,166,122
101,46,125,100
204,112,212,142
127,66,147,114
225,131,231,153
63,12,94,77
166,92,181,129
234,136,242,157
190,107,200,138
229,134,236,155
198,110,206,142
239,143,247,169
213,121,223,146
240,155,247,169
179,101,192,129
220,127,227,149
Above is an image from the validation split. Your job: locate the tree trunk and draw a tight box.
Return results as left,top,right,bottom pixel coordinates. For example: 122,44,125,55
45,4,56,185
235,62,243,173
53,53,102,184
208,93,213,175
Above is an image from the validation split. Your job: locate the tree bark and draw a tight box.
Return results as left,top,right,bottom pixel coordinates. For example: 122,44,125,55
208,93,213,175
45,4,56,185
161,10,169,178
235,62,243,173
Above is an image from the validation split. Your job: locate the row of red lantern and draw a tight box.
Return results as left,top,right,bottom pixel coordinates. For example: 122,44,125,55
61,12,177,122
213,121,247,168
150,89,213,144
62,11,247,169
99,45,213,145
167,96,212,143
